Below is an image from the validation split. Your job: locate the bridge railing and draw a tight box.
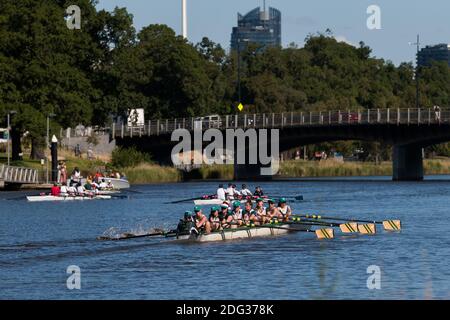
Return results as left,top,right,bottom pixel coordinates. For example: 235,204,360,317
112,108,449,138
0,165,39,184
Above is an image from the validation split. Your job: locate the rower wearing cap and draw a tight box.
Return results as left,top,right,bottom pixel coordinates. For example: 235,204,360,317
209,206,221,231
231,201,243,228
242,201,257,224
254,198,269,224
219,204,232,228
177,211,194,234
277,198,292,221
194,206,211,234
266,199,280,220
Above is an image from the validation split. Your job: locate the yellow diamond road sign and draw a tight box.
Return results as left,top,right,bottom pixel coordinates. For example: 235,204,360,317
237,103,244,112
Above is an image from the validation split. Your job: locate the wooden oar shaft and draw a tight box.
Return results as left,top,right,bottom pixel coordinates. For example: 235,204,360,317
294,215,382,224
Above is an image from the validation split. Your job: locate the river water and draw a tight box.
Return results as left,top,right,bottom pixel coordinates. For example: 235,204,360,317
1,177,449,300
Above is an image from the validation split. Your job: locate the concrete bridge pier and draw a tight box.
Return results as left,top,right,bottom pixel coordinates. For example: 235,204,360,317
393,144,424,181
234,163,273,181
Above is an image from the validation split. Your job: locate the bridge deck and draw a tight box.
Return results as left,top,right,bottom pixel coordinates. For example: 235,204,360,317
111,108,449,138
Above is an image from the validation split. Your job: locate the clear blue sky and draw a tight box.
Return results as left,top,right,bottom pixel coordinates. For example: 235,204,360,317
97,0,450,65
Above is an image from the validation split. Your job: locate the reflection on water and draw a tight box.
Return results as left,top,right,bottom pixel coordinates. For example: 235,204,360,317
1,177,450,299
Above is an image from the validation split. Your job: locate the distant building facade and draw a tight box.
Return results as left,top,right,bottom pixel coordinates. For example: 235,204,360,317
230,6,281,52
417,44,450,67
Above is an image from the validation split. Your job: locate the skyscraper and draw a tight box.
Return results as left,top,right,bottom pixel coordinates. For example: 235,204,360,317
417,44,450,67
230,6,281,52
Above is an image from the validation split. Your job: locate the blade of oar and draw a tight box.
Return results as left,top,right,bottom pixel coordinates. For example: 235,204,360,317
358,223,377,235
293,214,402,231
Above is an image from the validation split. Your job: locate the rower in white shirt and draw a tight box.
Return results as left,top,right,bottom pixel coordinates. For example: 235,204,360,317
217,184,226,201
240,184,252,197
60,183,68,196
226,183,235,200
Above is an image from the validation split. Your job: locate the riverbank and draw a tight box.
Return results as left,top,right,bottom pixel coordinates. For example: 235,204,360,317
3,153,450,185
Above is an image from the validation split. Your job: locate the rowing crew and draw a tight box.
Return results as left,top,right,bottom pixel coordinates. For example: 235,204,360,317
217,183,264,201
50,179,113,197
177,198,292,234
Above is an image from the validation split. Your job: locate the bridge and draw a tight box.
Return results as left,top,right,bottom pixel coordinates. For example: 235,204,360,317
0,165,39,189
112,108,450,181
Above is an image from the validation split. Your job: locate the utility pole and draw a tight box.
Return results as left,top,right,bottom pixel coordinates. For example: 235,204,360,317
410,35,421,109
182,0,187,39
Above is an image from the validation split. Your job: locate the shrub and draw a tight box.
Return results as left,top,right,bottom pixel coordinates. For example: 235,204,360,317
111,147,151,168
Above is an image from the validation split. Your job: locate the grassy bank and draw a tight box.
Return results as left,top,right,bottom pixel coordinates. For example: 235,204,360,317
123,164,182,184
279,159,450,177
3,152,450,184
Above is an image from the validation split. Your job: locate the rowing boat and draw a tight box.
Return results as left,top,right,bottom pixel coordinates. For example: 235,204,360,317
174,223,310,243
26,195,112,202
193,198,271,205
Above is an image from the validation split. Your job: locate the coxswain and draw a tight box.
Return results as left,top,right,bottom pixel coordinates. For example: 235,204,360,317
50,183,60,197
217,184,226,201
177,211,195,234
254,186,264,197
209,206,221,231
194,206,211,234
277,198,292,221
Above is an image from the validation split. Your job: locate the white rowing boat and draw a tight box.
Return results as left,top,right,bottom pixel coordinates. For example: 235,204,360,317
193,199,224,205
174,223,310,243
26,195,112,202
193,198,269,206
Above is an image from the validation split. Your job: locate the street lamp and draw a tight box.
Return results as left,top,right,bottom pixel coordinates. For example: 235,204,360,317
46,113,56,184
6,110,17,166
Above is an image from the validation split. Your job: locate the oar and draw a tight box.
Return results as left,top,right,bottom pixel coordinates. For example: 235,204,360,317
292,214,401,232
286,219,359,234
269,195,304,201
165,197,205,204
97,230,178,241
257,224,334,239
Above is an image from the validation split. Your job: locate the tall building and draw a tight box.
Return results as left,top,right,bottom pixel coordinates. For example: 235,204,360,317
417,44,450,67
230,6,281,52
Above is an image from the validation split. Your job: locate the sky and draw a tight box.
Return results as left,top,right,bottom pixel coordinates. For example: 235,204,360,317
97,0,450,66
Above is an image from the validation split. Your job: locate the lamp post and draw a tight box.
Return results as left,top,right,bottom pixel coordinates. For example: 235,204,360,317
46,113,56,184
6,110,17,166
